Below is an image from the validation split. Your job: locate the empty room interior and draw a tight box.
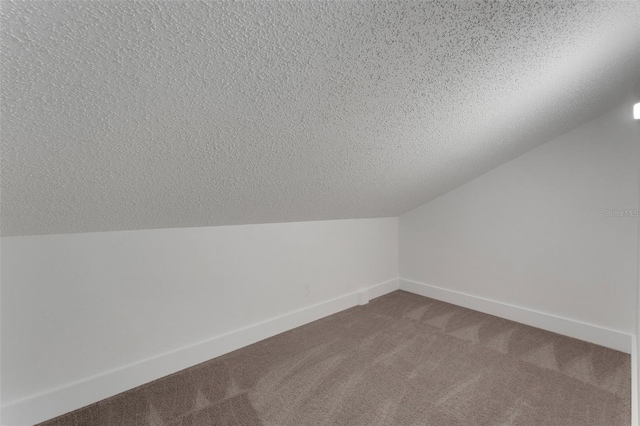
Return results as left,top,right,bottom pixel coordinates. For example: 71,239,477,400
2,1,640,425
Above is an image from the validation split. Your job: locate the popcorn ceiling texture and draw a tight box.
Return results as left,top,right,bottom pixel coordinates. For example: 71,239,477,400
2,1,639,236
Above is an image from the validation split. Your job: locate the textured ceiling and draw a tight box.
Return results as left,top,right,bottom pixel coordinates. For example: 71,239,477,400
2,1,639,236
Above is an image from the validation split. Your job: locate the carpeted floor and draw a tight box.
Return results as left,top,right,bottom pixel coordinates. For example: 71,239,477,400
40,291,630,426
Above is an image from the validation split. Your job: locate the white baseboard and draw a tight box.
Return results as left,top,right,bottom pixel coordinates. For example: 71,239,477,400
1,279,399,426
358,277,400,304
399,279,632,354
632,334,638,426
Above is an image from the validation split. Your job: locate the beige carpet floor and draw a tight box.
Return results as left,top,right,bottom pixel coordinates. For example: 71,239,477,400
40,291,630,426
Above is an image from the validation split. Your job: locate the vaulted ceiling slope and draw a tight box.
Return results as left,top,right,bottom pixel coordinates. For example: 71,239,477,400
1,1,639,236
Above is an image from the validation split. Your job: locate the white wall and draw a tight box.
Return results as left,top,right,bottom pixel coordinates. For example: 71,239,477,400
0,217,398,424
400,102,639,340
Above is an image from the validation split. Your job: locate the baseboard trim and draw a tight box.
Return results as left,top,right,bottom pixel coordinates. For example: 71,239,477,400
1,278,399,426
632,334,638,426
399,278,632,354
358,277,400,304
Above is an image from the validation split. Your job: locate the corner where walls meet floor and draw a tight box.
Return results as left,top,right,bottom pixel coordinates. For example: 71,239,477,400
2,276,635,425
